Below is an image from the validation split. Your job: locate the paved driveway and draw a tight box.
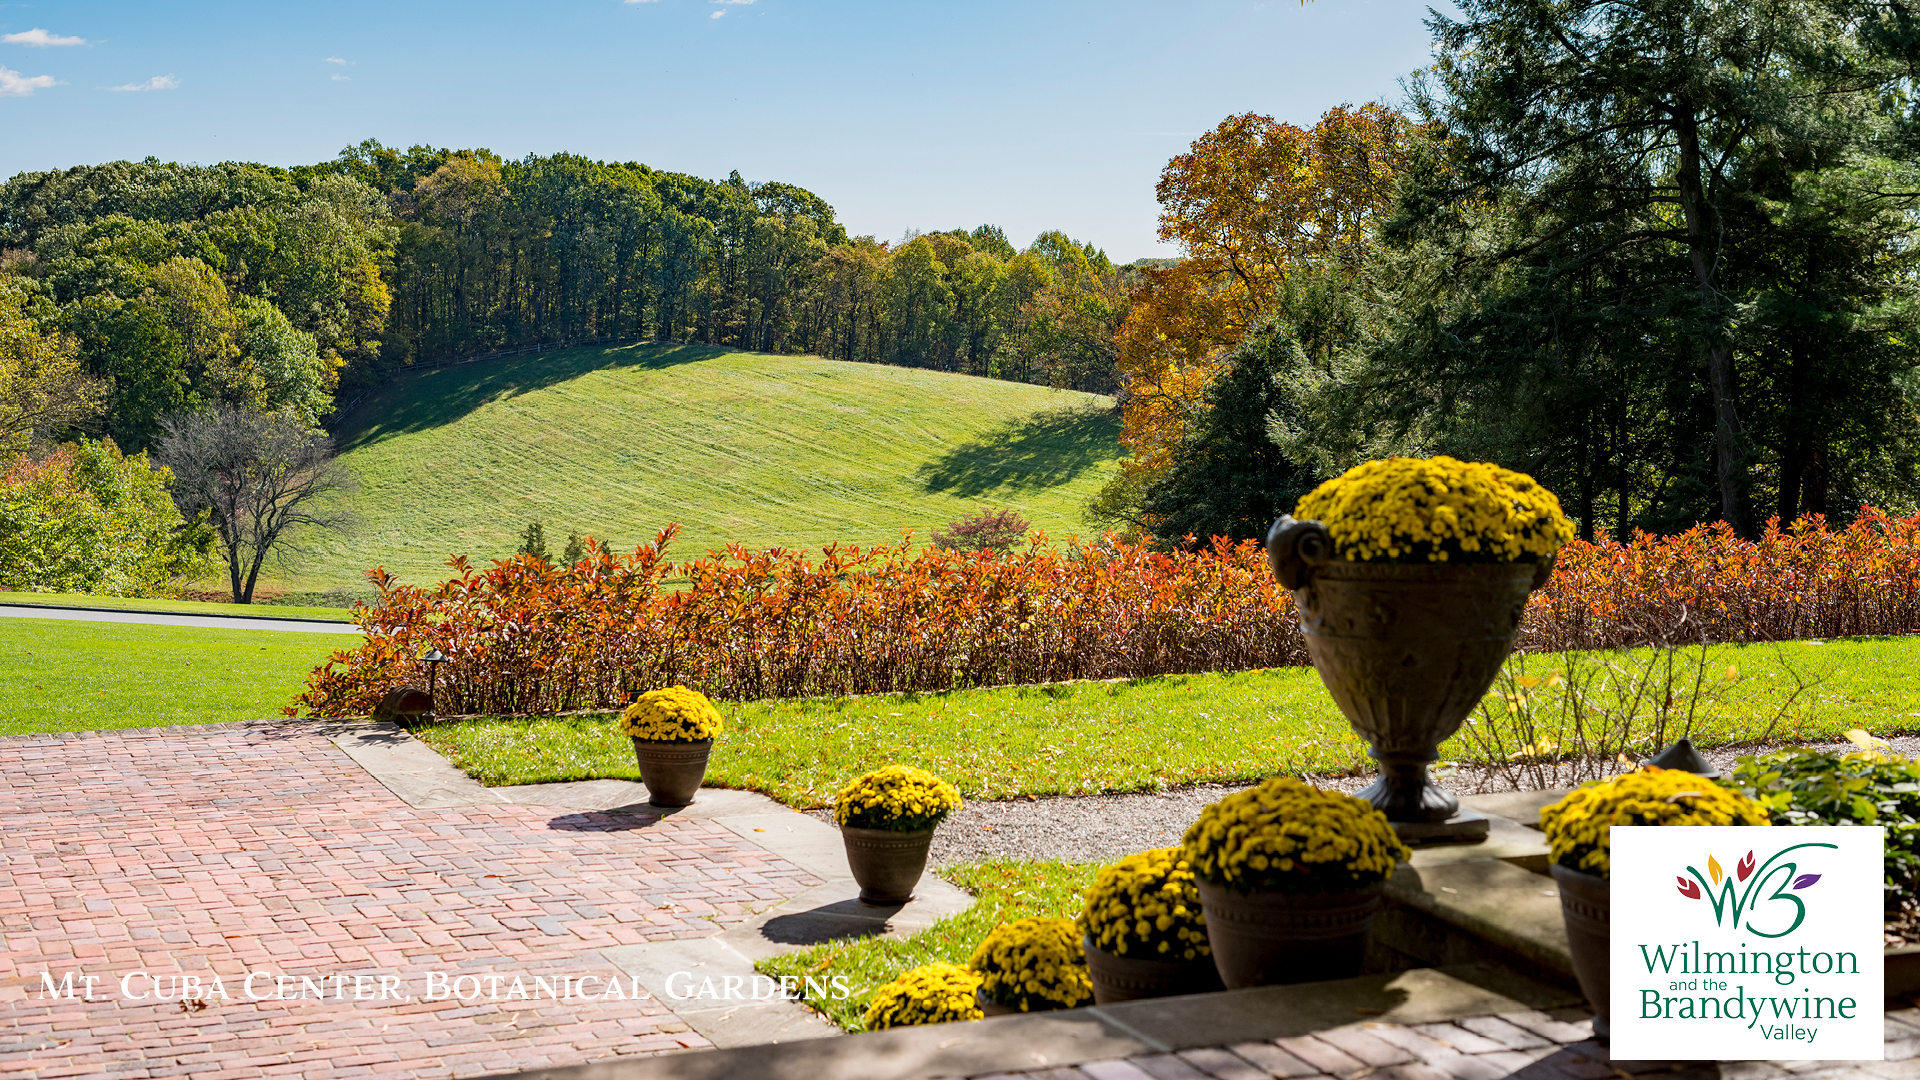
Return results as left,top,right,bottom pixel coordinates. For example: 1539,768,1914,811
0,722,820,1078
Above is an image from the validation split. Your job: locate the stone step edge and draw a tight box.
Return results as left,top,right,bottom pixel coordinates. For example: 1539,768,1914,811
479,963,1582,1080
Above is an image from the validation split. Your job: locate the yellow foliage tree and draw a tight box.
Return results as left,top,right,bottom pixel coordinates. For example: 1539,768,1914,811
1102,104,1418,529
0,284,107,457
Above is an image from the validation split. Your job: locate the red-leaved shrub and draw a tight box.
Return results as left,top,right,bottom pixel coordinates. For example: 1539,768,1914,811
291,527,1305,717
290,511,1920,717
1524,511,1920,650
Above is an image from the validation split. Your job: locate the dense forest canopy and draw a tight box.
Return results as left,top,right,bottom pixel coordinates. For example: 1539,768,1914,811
0,142,1133,456
1094,0,1920,545
13,0,1920,558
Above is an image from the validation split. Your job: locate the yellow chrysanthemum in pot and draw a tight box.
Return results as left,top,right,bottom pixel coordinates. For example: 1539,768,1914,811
968,917,1093,1013
1079,847,1210,960
1540,766,1772,877
862,963,984,1029
619,685,724,741
1293,455,1574,564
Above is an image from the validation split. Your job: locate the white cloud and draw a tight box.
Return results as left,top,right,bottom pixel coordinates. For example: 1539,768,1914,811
711,8,725,15
712,0,755,4
0,65,56,96
102,74,178,92
331,73,349,81
325,56,347,65
3,28,88,47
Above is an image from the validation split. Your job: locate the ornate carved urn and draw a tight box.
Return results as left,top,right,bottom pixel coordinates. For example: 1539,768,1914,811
1266,515,1553,840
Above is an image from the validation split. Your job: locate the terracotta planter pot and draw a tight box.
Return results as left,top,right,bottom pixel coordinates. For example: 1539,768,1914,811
630,738,712,807
1551,863,1611,1039
1196,880,1382,988
1083,935,1225,1004
1268,516,1550,823
841,826,934,904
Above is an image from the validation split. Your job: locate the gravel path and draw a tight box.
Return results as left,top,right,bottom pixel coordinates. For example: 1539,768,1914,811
803,733,1920,867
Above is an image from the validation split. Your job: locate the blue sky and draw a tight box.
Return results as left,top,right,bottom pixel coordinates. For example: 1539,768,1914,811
1,0,1437,261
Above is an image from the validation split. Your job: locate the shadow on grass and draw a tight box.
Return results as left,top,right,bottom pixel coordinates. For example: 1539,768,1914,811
335,342,733,451
913,406,1124,498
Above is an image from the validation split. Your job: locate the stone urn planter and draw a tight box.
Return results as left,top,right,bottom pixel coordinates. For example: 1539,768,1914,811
841,825,935,904
1083,936,1225,1003
1551,863,1612,1039
1197,881,1383,988
1268,514,1552,840
630,738,713,807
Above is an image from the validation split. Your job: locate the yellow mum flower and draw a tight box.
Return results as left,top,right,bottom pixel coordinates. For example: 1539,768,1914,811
969,918,1093,1011
1181,778,1410,893
619,685,724,741
863,963,984,1029
835,765,963,831
1294,456,1574,565
1078,847,1211,959
1540,767,1771,877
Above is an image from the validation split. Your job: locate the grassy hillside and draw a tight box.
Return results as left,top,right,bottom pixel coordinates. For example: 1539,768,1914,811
283,344,1124,594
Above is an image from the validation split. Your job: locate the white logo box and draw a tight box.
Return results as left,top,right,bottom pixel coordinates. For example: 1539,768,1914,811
1608,825,1884,1060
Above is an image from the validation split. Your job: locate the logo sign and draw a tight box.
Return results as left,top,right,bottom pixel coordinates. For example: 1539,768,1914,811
1609,826,1884,1060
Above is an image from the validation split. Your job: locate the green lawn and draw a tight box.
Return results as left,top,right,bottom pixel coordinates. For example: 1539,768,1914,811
410,635,1920,806
283,343,1123,594
0,591,355,622
0,618,362,736
756,860,1097,1032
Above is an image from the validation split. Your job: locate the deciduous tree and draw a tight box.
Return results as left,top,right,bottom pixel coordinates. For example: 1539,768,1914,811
155,405,347,603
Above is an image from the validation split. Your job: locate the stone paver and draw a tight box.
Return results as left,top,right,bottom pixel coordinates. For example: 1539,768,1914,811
961,1008,1920,1080
0,723,822,1079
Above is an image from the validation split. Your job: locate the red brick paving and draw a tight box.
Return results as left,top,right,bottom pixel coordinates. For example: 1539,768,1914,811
962,1010,1920,1080
0,723,822,1079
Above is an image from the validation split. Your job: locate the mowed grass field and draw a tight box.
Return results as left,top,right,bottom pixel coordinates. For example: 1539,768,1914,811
0,592,355,622
412,635,1920,807
0,618,361,736
282,343,1123,593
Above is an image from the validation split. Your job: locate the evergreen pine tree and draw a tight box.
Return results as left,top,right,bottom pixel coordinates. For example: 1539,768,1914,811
517,521,549,563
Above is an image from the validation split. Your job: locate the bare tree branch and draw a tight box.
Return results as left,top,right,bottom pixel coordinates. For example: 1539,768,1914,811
155,405,349,603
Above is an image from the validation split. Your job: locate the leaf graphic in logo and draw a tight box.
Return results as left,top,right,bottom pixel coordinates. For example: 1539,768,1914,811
1677,876,1701,899
1737,851,1755,882
1709,855,1723,884
1791,874,1820,890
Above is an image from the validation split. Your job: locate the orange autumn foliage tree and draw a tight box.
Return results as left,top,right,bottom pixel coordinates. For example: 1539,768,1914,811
1106,104,1419,525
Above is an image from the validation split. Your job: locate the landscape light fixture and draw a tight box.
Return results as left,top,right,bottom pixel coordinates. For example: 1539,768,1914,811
421,648,448,701
1645,735,1721,779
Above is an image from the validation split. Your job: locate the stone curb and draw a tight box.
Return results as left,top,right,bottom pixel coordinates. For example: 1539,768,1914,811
479,964,1582,1080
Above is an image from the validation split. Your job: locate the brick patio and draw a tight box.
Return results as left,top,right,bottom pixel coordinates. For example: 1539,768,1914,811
0,723,822,1079
953,1006,1920,1080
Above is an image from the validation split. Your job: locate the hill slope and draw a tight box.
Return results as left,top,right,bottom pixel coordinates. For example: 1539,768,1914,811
287,344,1124,594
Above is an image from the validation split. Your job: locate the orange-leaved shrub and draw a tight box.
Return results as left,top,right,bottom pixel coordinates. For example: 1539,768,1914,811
1523,510,1920,650
290,526,1306,717
291,510,1920,717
